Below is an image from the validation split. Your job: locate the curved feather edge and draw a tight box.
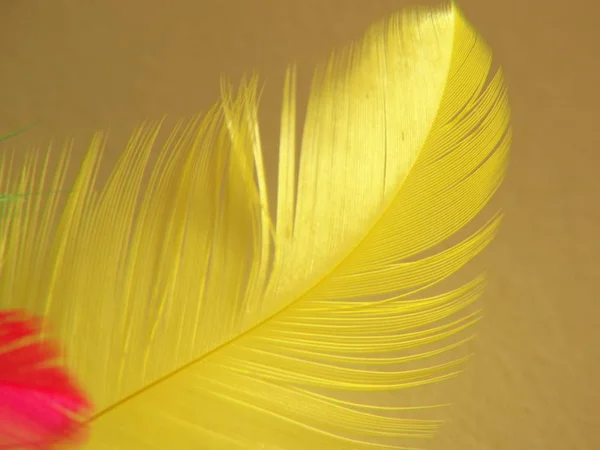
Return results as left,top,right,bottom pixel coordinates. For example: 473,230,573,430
0,2,511,449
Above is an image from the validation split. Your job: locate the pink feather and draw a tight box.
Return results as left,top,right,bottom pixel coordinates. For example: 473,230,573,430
0,310,91,449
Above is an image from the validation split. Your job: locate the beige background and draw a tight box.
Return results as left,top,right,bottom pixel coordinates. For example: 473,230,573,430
1,0,598,448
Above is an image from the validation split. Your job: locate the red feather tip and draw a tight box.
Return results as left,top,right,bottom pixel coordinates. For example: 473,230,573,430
0,310,91,449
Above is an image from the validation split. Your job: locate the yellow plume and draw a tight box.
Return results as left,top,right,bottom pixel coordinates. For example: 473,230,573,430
0,2,510,449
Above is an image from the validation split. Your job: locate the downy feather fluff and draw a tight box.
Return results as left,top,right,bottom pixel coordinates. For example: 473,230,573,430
0,310,91,449
0,2,511,449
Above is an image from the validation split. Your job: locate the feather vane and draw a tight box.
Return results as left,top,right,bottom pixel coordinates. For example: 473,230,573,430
0,3,510,449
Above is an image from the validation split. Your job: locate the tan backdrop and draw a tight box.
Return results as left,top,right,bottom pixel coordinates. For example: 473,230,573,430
1,0,598,449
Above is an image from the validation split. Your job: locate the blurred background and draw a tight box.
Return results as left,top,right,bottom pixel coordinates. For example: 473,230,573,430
0,0,598,448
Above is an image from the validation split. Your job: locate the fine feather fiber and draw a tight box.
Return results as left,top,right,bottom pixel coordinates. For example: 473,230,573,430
0,2,511,449
0,123,40,212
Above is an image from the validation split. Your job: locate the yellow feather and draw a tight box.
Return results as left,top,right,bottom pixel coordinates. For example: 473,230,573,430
1,2,510,449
